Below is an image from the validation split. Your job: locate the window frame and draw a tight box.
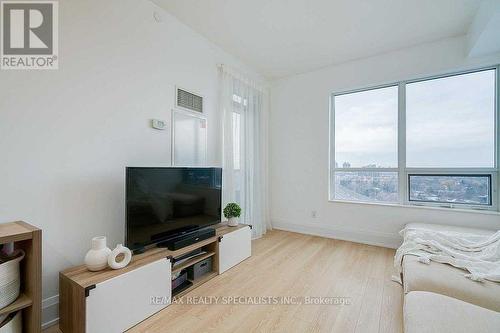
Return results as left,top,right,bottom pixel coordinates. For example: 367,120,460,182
329,65,499,212
407,173,493,208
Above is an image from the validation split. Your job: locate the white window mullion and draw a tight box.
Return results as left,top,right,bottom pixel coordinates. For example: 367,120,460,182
490,172,497,211
329,94,336,201
496,65,500,210
398,82,406,205
333,167,398,172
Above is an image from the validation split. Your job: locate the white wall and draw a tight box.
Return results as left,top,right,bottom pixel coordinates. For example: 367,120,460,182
270,36,500,248
0,0,263,327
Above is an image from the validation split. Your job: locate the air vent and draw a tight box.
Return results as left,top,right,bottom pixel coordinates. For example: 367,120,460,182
177,88,203,113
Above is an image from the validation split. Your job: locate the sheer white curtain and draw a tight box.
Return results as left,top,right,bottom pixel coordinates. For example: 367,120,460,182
219,65,271,238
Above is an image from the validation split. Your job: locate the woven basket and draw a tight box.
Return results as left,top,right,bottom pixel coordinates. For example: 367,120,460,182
0,311,22,333
0,251,25,311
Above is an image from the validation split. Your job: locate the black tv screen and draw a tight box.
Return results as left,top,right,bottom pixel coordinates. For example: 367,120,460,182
126,167,222,250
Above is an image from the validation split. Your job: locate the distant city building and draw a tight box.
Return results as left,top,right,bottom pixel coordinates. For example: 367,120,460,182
343,162,351,168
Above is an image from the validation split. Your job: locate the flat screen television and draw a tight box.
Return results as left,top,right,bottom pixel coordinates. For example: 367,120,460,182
126,167,222,251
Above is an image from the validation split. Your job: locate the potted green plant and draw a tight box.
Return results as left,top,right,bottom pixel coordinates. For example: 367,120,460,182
224,202,241,227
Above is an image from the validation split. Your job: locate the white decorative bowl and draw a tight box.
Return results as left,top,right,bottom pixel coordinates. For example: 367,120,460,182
0,311,22,333
0,251,25,311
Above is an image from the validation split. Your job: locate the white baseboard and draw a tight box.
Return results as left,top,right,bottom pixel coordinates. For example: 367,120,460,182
42,295,59,329
271,220,402,249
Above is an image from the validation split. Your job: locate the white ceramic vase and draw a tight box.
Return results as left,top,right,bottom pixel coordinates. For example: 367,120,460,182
84,236,111,271
107,244,132,270
228,217,239,227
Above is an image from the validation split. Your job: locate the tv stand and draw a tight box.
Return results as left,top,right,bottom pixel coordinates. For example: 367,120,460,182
59,223,251,333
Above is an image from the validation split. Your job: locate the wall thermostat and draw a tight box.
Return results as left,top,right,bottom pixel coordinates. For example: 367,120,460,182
151,119,166,130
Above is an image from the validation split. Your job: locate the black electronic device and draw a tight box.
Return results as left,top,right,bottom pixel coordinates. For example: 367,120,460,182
126,167,222,251
159,227,216,251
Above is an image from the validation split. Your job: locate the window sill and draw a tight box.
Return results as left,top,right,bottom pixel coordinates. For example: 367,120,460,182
328,199,500,216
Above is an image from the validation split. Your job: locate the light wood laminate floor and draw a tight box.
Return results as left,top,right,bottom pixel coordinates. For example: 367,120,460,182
44,230,403,333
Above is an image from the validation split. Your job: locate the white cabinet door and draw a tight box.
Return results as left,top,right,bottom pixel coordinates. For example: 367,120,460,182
219,226,251,274
86,258,171,333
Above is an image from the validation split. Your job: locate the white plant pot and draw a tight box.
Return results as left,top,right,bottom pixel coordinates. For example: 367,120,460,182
84,236,111,271
228,217,239,227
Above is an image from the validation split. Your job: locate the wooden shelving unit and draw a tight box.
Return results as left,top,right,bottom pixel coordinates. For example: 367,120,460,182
59,224,250,333
0,221,42,333
0,294,33,317
59,224,251,333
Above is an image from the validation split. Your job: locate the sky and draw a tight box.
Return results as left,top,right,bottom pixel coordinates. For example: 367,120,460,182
334,69,496,169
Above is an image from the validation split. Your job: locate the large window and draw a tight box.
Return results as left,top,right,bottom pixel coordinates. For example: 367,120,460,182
333,86,399,203
406,70,495,168
330,67,498,211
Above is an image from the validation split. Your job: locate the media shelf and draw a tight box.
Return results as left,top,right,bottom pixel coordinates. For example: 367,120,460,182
172,251,216,274
173,271,218,298
170,242,218,298
171,280,193,297
59,223,252,333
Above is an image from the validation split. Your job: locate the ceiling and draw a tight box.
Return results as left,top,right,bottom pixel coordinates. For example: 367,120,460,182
153,0,481,79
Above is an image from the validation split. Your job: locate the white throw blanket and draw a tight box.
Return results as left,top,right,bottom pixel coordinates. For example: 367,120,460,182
393,226,500,283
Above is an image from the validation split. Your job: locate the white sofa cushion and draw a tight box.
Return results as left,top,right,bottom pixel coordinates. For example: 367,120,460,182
404,291,500,333
402,222,500,311
403,255,500,312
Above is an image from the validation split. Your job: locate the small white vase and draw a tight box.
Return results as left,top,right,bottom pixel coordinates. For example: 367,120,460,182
84,236,111,271
228,217,239,227
108,244,132,270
